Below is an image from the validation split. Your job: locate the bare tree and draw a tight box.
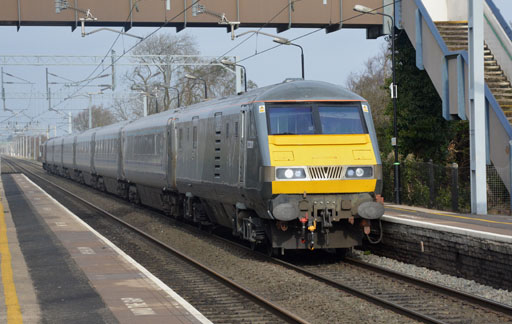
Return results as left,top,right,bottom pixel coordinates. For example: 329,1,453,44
73,105,117,132
346,44,391,131
111,97,143,121
127,33,199,112
127,33,257,113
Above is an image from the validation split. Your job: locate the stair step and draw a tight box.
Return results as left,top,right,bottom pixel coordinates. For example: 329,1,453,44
493,90,512,95
487,78,510,85
485,60,498,65
485,71,504,76
488,82,511,88
438,31,468,36
435,22,468,27
447,46,468,51
485,65,501,71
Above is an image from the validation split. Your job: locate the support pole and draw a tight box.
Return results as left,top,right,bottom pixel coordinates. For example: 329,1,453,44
235,56,242,94
143,94,148,117
1,67,6,111
468,0,487,214
68,112,72,134
88,95,93,129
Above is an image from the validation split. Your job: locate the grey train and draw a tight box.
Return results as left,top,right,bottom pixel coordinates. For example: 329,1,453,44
42,80,384,253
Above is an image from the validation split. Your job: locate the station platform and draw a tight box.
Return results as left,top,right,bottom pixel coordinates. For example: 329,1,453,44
0,173,211,324
383,204,512,242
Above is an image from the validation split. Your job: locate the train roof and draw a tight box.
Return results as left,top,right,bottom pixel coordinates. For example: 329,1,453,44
94,120,132,136
253,79,365,102
169,79,366,119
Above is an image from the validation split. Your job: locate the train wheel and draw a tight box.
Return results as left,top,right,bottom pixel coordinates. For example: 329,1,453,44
250,241,257,251
265,240,279,257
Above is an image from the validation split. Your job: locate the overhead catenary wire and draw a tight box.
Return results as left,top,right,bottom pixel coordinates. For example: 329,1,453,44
50,1,203,112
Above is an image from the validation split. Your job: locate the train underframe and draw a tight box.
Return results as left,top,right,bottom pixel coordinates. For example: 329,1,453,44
44,166,382,253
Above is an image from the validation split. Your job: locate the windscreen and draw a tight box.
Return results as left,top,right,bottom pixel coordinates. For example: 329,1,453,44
318,106,365,134
268,104,366,135
268,106,314,135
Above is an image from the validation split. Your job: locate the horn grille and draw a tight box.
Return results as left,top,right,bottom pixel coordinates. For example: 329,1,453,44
307,166,343,180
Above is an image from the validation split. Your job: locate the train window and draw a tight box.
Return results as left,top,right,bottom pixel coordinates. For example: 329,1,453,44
268,106,314,135
248,110,257,138
214,112,222,134
226,123,229,139
235,122,239,137
193,126,198,148
178,128,183,149
318,106,365,134
192,116,199,149
156,133,163,155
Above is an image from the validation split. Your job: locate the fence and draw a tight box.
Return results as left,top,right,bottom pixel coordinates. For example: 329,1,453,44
381,155,510,215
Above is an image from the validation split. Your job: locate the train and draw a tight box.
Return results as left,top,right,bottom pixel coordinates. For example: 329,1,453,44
41,79,384,255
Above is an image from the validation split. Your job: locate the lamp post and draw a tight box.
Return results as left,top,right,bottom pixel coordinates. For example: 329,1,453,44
185,74,208,99
236,30,305,80
221,59,247,92
272,38,305,80
354,3,400,204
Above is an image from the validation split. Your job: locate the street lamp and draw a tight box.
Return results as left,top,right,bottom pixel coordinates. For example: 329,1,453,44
220,59,247,92
185,74,208,99
354,3,400,204
236,30,305,80
272,38,305,80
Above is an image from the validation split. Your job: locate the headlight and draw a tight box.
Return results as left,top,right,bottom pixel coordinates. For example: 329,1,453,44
345,167,373,178
276,167,307,180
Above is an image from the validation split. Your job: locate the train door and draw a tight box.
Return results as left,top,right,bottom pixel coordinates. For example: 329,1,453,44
238,109,247,187
166,118,178,189
90,133,96,174
117,128,124,180
72,136,77,169
60,138,64,166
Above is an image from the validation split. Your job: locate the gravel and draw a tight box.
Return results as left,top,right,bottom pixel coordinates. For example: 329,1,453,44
350,248,512,307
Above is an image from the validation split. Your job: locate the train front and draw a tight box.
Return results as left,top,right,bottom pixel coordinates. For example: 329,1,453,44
255,80,384,251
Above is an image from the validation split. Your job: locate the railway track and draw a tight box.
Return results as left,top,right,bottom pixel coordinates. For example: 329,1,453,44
7,157,512,324
4,157,308,324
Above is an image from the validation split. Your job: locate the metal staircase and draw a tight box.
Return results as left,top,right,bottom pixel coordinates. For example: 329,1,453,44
435,21,512,121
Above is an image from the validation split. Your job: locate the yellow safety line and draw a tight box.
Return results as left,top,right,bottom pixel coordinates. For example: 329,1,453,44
387,206,512,225
0,201,23,324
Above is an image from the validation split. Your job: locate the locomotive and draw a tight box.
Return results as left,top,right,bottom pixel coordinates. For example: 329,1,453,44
42,79,384,254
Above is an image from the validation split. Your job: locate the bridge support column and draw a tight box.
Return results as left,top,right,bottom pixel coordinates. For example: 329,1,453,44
469,0,487,214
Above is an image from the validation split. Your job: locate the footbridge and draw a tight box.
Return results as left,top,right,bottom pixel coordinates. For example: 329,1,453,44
398,0,512,213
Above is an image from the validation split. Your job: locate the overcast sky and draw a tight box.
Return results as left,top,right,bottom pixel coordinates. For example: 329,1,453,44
0,0,511,136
